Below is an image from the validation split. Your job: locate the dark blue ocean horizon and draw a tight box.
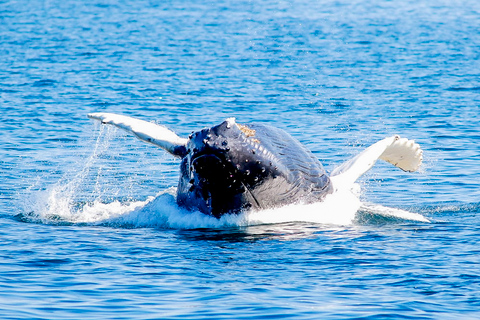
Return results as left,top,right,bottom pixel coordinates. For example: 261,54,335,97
1,0,480,318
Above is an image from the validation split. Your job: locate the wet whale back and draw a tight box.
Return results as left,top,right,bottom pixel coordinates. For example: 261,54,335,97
244,123,332,208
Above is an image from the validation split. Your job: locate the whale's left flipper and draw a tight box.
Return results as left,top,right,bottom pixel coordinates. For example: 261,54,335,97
88,112,188,158
330,136,423,186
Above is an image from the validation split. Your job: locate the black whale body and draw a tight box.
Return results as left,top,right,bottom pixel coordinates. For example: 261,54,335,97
176,119,333,218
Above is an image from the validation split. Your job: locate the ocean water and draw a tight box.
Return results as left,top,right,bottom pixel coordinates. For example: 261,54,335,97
1,0,480,318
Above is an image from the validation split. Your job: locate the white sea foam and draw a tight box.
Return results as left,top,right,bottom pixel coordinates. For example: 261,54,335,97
27,180,429,229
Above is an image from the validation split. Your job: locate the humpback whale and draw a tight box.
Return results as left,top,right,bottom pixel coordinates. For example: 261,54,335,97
88,113,423,218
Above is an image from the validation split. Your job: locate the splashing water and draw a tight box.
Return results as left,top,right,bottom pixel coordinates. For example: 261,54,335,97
23,126,430,228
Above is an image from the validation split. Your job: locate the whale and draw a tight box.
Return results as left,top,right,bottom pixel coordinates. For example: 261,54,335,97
88,113,423,218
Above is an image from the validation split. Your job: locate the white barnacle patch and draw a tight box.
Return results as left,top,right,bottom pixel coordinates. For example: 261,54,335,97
236,123,255,137
236,123,261,144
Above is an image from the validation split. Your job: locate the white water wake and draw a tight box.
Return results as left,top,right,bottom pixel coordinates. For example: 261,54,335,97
25,179,429,229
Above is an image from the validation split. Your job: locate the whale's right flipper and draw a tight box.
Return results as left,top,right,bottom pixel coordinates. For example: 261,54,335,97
88,112,188,158
330,135,423,186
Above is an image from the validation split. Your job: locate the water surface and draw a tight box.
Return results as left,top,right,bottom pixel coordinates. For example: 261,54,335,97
1,0,480,318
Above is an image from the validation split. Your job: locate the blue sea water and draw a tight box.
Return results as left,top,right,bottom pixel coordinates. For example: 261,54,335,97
1,0,480,318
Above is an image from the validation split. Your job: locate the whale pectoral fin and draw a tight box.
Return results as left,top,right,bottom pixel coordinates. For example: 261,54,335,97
88,112,188,158
379,137,423,172
330,136,423,185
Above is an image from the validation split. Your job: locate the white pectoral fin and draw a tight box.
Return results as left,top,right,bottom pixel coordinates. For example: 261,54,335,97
331,135,423,185
379,137,423,172
88,112,188,157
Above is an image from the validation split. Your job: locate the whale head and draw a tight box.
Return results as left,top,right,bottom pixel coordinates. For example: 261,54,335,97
176,118,286,218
